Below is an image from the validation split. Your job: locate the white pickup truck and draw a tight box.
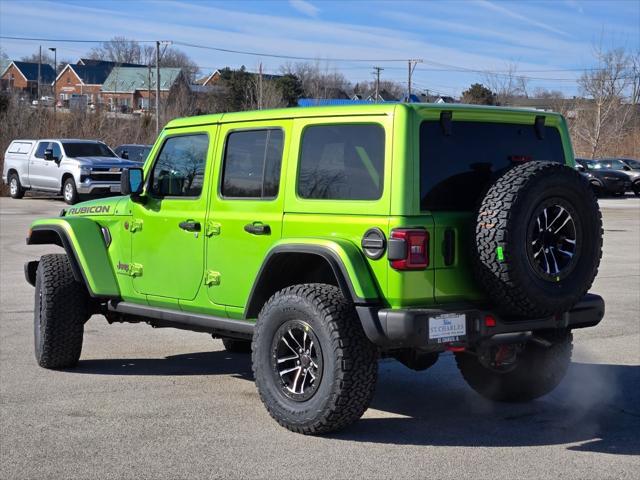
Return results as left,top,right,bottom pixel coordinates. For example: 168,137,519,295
2,139,140,204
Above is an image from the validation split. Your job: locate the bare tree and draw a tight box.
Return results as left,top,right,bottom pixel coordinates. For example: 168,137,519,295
281,61,351,99
574,46,634,158
484,62,529,105
89,37,143,64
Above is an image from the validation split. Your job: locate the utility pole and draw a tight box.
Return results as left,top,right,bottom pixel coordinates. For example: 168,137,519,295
37,46,41,102
49,47,57,113
147,64,151,115
407,59,423,102
373,66,383,103
155,41,161,134
258,62,263,109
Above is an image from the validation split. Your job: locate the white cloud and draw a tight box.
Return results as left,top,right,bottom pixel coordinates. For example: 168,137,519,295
289,0,319,18
475,0,571,38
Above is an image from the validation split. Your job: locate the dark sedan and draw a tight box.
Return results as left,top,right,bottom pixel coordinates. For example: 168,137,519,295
593,158,640,196
575,159,631,196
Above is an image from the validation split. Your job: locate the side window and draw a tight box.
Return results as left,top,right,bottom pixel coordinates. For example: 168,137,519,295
221,129,284,198
34,142,47,158
51,143,62,158
149,134,208,197
297,124,385,200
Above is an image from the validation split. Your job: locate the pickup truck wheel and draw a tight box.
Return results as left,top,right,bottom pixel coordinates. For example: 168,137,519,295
9,173,25,199
455,332,572,402
34,254,89,369
252,284,378,434
62,177,79,205
474,161,603,317
221,337,252,353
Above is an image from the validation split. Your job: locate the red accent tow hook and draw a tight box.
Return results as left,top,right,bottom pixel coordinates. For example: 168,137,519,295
446,346,466,352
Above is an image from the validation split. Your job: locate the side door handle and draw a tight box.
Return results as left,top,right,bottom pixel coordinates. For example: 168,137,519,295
179,220,201,232
244,222,270,235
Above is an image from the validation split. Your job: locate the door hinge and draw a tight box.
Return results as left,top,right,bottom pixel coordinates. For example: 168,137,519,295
204,270,221,286
130,219,143,233
129,263,143,277
205,221,221,237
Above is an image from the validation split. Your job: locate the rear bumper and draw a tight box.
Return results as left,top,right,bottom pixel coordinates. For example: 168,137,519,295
357,293,605,349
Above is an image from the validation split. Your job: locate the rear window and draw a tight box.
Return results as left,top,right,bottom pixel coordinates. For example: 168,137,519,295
298,124,384,200
420,120,565,211
8,142,33,154
62,142,115,158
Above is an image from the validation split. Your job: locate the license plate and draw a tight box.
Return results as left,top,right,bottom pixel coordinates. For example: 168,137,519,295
110,185,121,193
428,313,466,343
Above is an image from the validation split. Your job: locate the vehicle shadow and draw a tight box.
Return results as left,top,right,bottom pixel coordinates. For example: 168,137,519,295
331,357,640,455
73,351,639,454
74,350,254,380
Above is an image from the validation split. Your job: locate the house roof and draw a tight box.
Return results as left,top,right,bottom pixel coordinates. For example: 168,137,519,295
195,71,220,85
56,63,116,85
5,61,56,83
78,58,146,68
102,67,183,92
0,59,10,77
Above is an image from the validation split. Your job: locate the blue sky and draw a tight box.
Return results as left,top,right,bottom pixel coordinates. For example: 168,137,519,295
1,0,638,97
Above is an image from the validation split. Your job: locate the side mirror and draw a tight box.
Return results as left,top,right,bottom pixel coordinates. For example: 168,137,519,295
121,150,129,159
44,149,55,161
576,164,585,172
121,168,144,197
623,165,630,171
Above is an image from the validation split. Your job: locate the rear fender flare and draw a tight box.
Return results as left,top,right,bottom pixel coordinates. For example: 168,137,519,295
244,238,381,319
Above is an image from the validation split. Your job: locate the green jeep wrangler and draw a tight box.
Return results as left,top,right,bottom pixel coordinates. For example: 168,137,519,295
25,104,604,434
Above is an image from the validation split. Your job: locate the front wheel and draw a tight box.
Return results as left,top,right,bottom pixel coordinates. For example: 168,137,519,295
9,172,25,199
62,177,79,205
633,181,640,197
252,284,378,434
34,254,89,369
455,332,573,402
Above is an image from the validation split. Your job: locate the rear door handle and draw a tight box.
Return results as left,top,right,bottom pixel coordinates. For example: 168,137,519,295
179,220,201,232
244,222,270,235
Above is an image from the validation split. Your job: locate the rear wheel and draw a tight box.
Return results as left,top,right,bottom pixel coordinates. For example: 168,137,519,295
34,254,89,369
455,332,573,402
62,177,79,204
8,172,25,199
252,284,378,434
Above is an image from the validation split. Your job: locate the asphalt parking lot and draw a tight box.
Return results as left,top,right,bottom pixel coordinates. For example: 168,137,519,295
1,195,639,480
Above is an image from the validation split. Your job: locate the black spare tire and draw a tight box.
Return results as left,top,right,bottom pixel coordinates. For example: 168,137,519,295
474,161,602,318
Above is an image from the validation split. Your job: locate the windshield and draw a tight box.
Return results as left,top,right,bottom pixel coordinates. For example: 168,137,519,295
123,145,152,162
62,142,116,158
624,159,640,170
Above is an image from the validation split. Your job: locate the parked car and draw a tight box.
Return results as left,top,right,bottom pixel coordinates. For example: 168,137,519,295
592,158,640,196
575,159,631,196
620,158,640,171
25,104,604,434
114,144,152,163
2,139,139,204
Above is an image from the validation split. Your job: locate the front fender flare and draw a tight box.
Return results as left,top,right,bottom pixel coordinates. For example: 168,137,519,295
27,217,119,298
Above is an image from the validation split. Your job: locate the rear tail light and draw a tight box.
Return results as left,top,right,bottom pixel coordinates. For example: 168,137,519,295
388,228,429,270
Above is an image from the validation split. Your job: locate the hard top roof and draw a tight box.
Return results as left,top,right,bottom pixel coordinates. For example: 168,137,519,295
165,103,563,129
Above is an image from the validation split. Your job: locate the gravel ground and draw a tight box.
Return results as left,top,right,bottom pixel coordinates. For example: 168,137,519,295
1,195,638,480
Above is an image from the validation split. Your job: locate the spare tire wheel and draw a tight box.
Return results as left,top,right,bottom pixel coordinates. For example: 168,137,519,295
473,161,603,318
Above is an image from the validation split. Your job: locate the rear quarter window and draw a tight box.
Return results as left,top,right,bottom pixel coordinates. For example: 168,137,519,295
420,120,565,211
297,124,384,200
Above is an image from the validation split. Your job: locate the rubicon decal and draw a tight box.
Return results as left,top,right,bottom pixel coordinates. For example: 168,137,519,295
67,205,111,215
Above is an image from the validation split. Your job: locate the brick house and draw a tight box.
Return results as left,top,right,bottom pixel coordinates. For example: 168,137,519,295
54,59,145,107
0,61,56,99
101,67,187,112
195,70,221,86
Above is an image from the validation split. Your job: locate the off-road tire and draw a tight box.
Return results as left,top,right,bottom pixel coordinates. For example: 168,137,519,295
474,161,603,318
252,284,378,434
9,172,25,199
34,254,89,369
222,337,252,353
62,177,79,205
455,332,573,402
